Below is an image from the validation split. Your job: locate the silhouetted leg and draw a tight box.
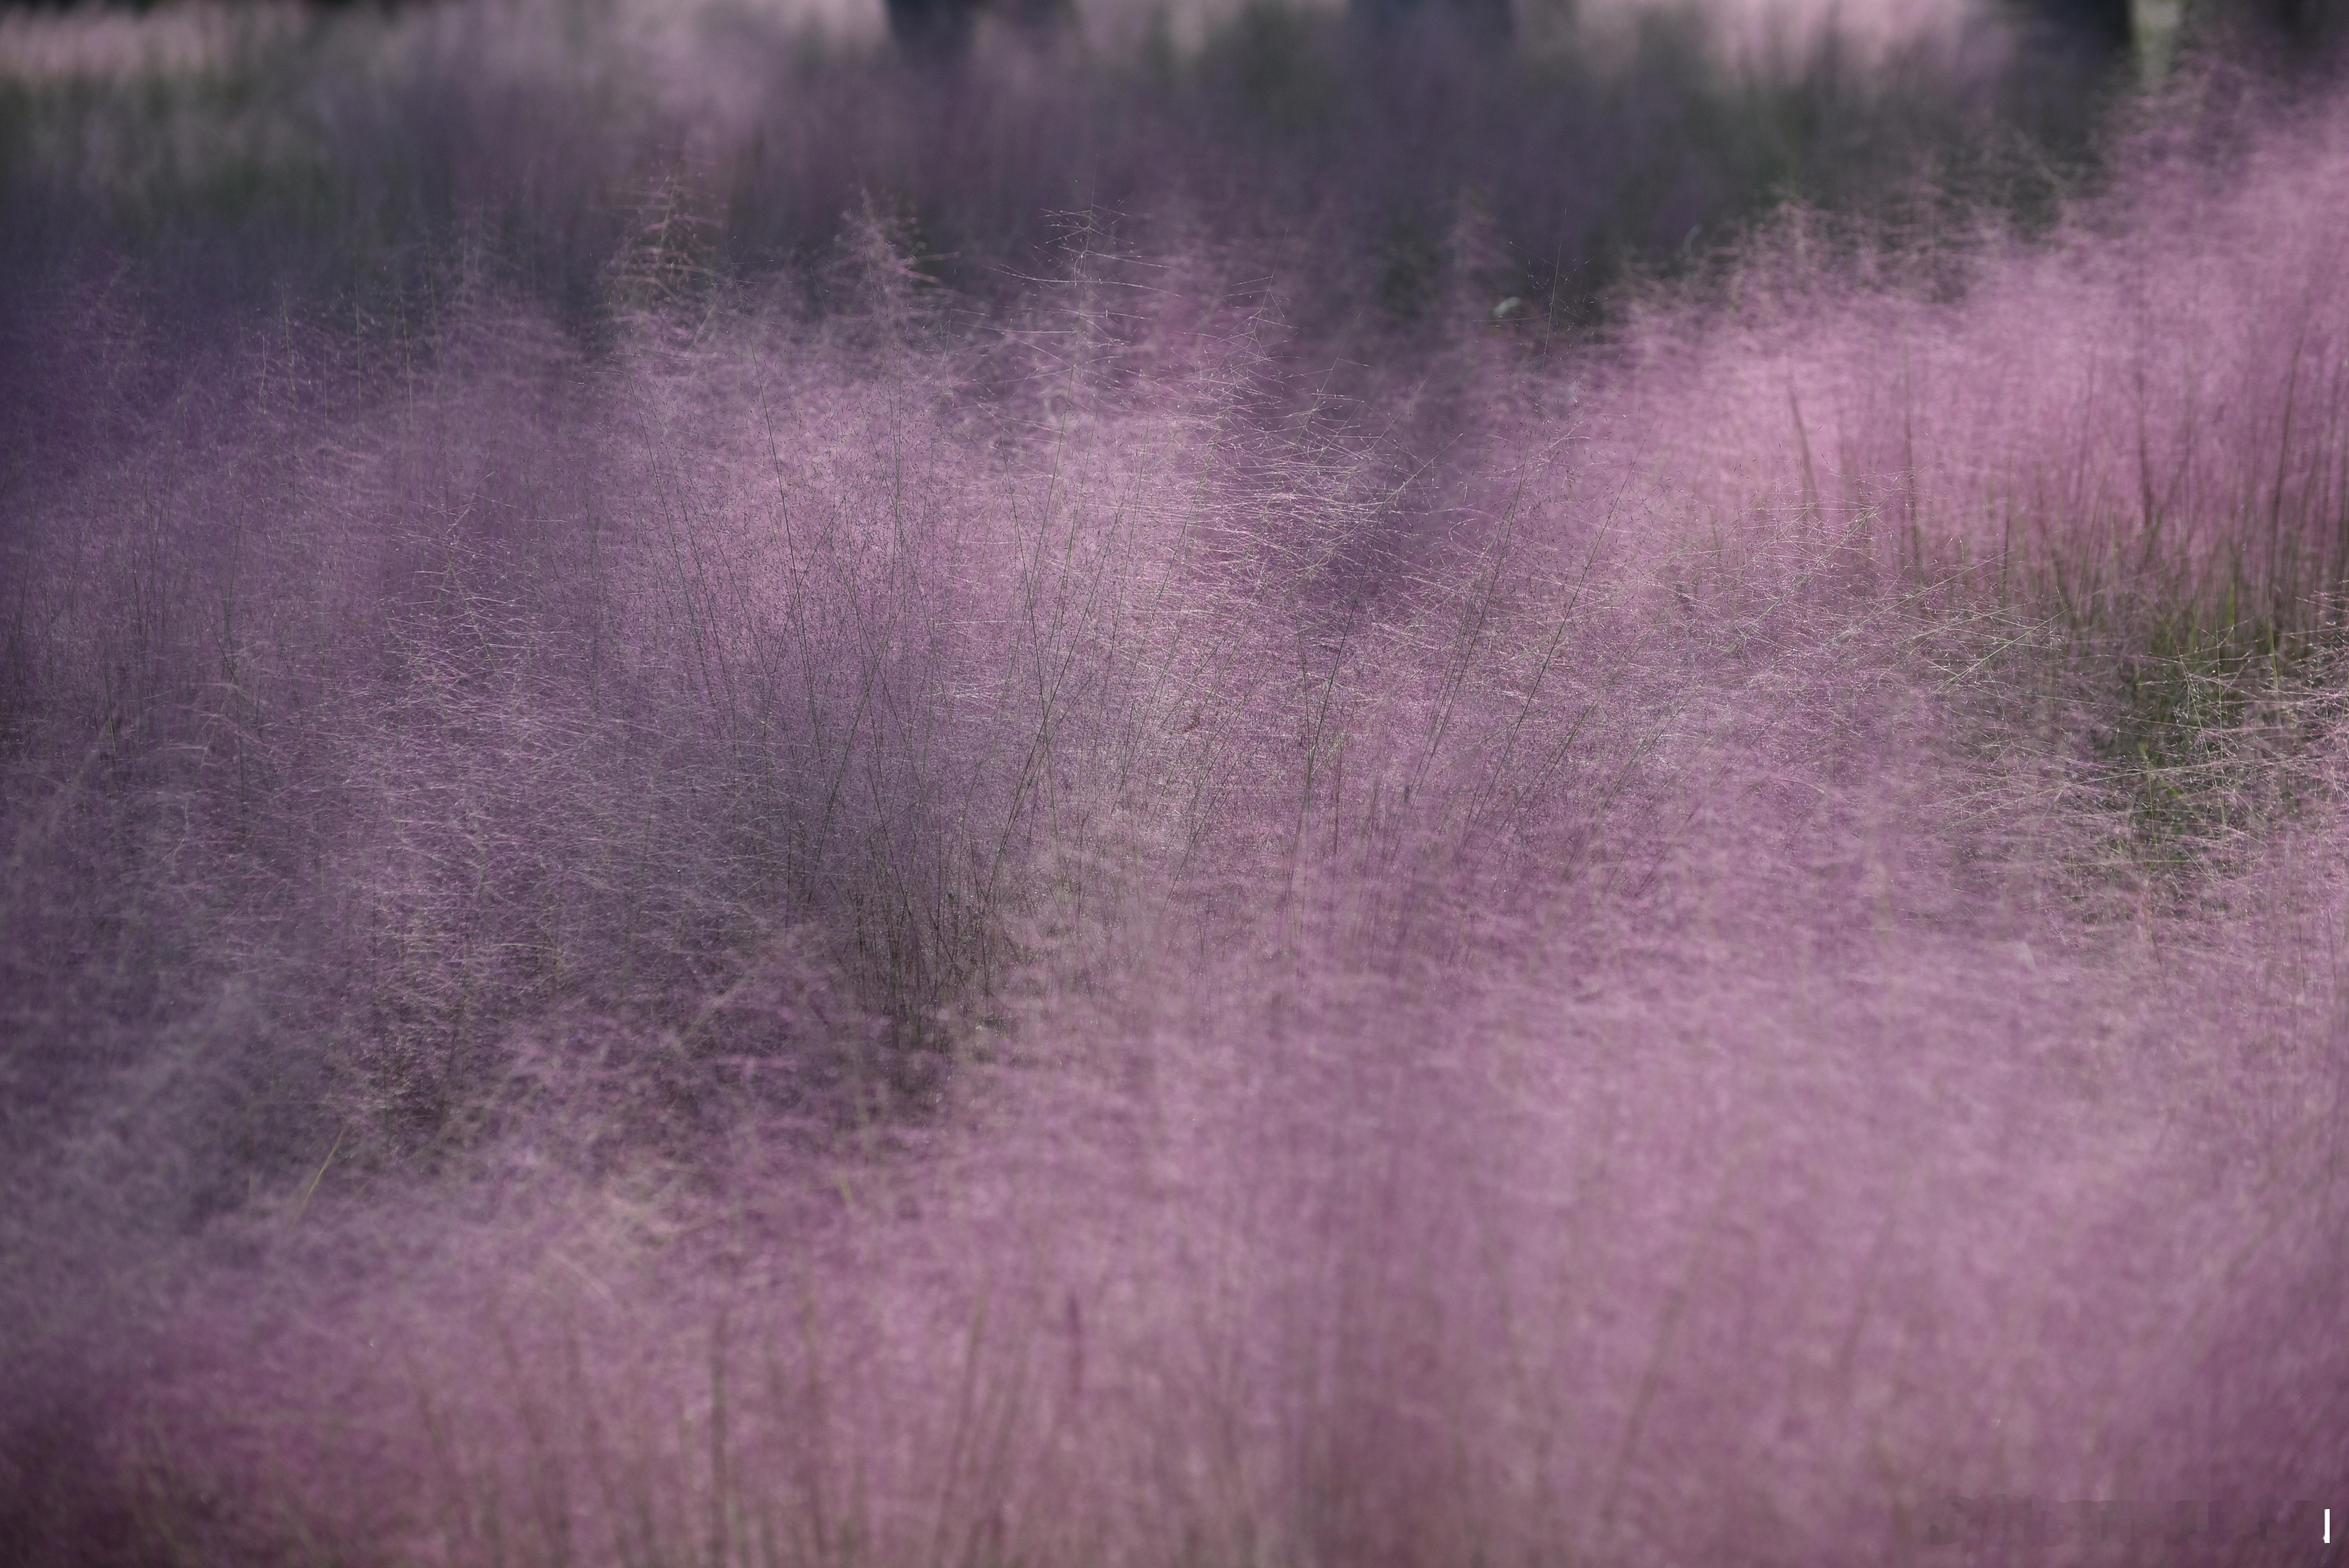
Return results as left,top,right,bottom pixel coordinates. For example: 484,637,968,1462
2261,0,2341,48
887,0,978,60
1349,0,1512,47
2016,0,2135,55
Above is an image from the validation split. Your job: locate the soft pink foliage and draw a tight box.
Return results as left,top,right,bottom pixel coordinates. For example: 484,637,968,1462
1629,93,2349,629
5,50,2348,1568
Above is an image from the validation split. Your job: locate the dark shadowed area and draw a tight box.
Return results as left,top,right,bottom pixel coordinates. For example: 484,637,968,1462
2,0,2345,1564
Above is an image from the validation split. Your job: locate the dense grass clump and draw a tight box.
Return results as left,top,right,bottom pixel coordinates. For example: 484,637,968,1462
3,4,2347,1566
1626,91,2349,875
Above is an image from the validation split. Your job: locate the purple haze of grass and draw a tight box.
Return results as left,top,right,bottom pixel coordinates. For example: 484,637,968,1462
1624,84,2349,640
5,69,2349,1568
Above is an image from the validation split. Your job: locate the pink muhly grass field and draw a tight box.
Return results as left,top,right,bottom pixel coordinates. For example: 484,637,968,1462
1,6,2345,1567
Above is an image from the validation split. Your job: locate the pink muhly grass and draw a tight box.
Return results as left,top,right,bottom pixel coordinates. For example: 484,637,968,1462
3,16,2348,1568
